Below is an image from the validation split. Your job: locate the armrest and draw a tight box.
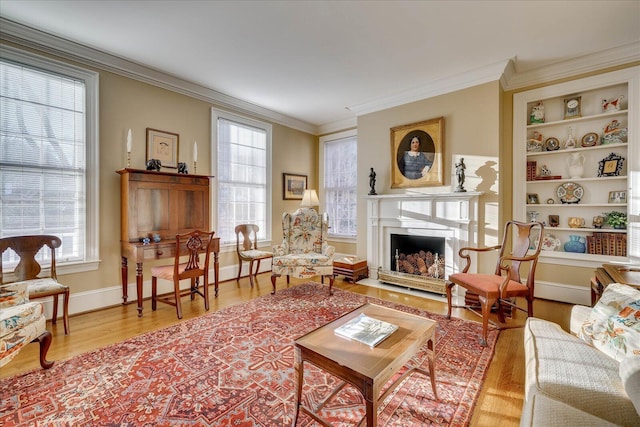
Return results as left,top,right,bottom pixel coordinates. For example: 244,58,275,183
570,305,592,335
458,245,501,273
0,282,29,309
322,244,335,258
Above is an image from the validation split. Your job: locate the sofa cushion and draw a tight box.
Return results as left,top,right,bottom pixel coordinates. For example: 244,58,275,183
520,393,619,427
579,283,640,361
524,317,640,426
620,356,640,416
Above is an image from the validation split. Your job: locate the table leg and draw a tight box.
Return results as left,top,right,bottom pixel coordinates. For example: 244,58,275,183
427,335,438,400
136,262,144,317
292,351,304,427
364,383,377,426
121,256,129,304
214,251,220,297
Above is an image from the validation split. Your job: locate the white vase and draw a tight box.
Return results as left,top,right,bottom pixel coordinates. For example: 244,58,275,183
566,152,585,179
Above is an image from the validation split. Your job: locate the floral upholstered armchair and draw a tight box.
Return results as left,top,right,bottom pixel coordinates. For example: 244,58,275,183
0,282,53,369
270,208,335,295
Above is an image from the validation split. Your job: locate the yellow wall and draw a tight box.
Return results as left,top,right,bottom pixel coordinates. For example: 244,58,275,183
356,81,503,273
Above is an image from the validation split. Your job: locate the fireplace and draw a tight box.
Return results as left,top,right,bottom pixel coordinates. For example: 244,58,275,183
365,192,481,295
390,234,445,279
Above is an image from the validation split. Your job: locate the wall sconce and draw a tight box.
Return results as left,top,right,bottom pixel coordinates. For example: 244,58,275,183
300,189,319,208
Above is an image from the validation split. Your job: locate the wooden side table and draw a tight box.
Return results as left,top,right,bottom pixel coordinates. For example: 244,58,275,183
333,257,368,283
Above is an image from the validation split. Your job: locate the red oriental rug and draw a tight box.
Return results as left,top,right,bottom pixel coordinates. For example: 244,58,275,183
0,283,498,426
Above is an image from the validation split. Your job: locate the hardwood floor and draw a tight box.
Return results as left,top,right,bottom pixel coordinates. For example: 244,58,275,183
1,274,573,426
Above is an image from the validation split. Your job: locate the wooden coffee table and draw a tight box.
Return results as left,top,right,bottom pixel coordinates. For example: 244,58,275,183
292,303,438,426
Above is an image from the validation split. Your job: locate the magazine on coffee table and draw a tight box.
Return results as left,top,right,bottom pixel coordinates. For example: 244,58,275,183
334,313,398,347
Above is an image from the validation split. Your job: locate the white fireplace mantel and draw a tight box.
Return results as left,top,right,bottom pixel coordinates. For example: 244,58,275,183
365,192,482,281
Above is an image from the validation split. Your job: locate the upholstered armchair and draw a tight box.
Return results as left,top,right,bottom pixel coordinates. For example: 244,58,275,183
271,208,335,294
0,282,54,369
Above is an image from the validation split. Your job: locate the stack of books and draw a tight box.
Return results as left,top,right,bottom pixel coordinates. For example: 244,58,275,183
587,232,627,256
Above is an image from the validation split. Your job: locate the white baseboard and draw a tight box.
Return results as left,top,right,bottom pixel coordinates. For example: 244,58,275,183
41,262,270,320
534,280,590,306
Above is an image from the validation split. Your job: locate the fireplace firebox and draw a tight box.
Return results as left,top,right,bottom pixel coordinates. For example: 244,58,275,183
390,234,445,279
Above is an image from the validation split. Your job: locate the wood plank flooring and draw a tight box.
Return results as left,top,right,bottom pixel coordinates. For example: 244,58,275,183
1,274,573,426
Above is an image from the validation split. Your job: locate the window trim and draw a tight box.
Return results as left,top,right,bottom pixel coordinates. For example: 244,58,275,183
319,128,357,242
211,108,272,250
0,45,100,273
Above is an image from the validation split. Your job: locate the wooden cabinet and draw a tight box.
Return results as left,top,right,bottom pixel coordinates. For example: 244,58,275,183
117,168,217,316
513,67,639,267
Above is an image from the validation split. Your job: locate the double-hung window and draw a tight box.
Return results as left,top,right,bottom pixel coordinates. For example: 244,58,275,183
0,46,99,271
321,130,357,238
213,109,271,246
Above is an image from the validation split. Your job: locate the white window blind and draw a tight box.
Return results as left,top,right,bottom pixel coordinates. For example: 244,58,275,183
215,112,271,245
324,134,357,237
0,50,95,268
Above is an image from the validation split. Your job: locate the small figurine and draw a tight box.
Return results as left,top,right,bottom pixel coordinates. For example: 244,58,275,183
527,131,544,152
178,162,189,174
602,119,628,144
146,158,161,171
368,167,377,195
602,95,624,112
540,165,551,176
530,101,545,124
454,158,466,192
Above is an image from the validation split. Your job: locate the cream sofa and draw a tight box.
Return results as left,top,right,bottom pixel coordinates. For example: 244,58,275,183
521,285,640,426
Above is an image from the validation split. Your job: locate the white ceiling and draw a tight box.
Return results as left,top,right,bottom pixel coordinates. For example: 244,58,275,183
1,0,639,132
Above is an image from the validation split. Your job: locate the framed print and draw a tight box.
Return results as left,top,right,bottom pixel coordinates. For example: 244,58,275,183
390,117,444,188
283,173,307,200
527,193,539,204
597,152,624,177
548,215,559,227
146,128,179,168
608,190,627,204
563,95,581,119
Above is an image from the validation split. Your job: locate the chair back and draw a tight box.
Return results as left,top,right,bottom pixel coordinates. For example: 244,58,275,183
281,208,328,255
235,224,260,253
495,221,544,285
0,235,61,283
173,230,215,281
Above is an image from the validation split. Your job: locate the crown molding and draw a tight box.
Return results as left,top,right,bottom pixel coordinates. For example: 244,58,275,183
316,117,358,136
0,18,317,135
501,41,640,91
346,59,512,117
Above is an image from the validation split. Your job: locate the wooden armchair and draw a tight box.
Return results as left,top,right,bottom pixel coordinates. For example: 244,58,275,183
445,220,544,345
0,235,70,335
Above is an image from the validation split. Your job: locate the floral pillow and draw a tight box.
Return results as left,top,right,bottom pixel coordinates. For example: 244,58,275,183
579,283,640,362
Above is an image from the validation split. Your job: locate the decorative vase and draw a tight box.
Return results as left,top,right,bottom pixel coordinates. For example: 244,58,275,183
564,235,586,253
566,152,585,179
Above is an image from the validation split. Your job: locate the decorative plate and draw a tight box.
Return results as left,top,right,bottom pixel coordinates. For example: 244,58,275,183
544,137,560,151
541,234,561,251
581,132,599,147
556,182,584,204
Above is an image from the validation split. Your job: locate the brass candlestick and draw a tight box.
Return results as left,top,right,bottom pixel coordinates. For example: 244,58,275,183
193,161,197,174
127,152,131,167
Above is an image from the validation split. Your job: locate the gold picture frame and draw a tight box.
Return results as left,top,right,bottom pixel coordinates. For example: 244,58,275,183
390,117,444,188
283,173,307,200
146,128,179,168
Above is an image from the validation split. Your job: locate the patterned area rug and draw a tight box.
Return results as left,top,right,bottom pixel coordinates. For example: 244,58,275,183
0,283,498,426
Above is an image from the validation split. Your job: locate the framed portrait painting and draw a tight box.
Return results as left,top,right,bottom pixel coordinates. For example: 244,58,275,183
283,173,307,200
390,117,444,188
147,128,179,168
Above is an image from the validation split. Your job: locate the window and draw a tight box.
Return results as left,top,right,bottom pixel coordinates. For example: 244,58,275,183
0,46,99,270
321,130,357,238
213,109,271,246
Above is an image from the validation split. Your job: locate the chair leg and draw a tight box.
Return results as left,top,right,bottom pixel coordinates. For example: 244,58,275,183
445,281,455,319
203,274,210,312
51,294,59,325
271,273,280,294
62,288,70,335
478,295,496,347
237,259,243,282
151,276,158,311
248,260,255,288
327,275,334,295
174,279,183,319
191,278,196,300
34,330,54,369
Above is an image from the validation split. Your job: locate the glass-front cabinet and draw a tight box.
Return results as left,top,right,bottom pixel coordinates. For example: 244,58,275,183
513,67,639,267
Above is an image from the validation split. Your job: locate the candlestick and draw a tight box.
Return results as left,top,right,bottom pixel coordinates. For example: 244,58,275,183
126,128,132,153
193,161,197,174
193,140,198,162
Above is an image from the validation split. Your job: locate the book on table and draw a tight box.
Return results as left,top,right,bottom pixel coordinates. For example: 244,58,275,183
334,313,398,347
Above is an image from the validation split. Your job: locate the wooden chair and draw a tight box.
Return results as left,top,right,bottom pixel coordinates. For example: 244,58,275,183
235,224,273,288
151,230,215,319
445,220,544,346
0,235,70,335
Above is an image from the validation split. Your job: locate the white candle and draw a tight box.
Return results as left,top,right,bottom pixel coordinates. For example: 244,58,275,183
193,141,198,162
126,129,132,153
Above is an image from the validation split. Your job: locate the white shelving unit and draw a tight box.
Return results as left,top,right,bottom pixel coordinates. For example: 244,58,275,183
513,67,639,267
